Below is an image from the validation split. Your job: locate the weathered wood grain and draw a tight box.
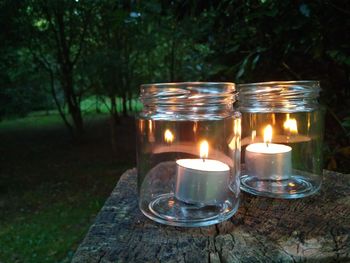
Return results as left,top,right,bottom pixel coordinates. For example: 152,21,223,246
72,169,350,263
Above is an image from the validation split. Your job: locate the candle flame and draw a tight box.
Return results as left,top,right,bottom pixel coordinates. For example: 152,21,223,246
264,125,273,145
284,118,298,134
199,140,209,159
164,129,174,143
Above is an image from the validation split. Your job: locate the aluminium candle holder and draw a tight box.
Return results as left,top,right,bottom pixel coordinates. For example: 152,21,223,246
136,82,241,227
238,81,325,199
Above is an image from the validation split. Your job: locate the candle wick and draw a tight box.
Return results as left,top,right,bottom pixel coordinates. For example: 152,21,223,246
202,158,205,163
266,142,269,147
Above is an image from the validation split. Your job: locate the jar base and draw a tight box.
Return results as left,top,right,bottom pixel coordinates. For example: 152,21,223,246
240,172,321,199
140,193,238,227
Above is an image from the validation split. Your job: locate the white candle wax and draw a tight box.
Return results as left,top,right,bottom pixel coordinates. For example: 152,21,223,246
175,159,230,205
245,143,292,180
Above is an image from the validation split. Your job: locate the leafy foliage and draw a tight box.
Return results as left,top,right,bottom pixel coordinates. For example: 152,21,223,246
0,1,349,161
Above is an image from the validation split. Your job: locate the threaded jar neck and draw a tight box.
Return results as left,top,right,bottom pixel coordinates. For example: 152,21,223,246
139,82,237,120
238,81,320,113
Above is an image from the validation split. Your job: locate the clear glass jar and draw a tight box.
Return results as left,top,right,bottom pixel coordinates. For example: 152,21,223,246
136,82,241,227
238,81,325,199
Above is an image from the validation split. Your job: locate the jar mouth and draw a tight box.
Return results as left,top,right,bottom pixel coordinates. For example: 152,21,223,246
238,80,320,89
238,80,320,113
140,82,236,104
141,82,236,90
139,82,237,120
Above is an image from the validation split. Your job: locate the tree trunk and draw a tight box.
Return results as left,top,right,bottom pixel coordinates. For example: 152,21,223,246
95,96,101,113
122,93,128,117
50,4,85,140
73,169,350,262
127,92,133,112
62,72,84,138
109,95,119,155
49,70,74,137
69,101,84,137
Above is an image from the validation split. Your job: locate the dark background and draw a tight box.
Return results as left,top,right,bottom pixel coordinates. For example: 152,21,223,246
0,0,349,261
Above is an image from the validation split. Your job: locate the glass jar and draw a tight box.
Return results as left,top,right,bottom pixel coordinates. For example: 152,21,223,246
238,81,325,199
136,82,241,227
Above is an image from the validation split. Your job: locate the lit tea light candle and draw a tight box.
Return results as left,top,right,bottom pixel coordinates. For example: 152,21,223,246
245,125,292,180
175,140,230,205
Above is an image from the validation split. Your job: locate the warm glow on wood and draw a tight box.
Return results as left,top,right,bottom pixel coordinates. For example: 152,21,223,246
199,140,209,159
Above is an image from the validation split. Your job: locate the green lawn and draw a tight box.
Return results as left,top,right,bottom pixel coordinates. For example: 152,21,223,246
0,112,136,262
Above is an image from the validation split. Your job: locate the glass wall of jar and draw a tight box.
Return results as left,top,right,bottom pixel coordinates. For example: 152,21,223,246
136,82,241,227
238,81,325,199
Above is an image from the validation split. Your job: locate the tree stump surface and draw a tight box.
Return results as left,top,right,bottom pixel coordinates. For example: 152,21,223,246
72,169,350,263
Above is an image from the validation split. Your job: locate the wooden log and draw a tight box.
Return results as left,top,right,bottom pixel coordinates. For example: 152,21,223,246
72,169,350,263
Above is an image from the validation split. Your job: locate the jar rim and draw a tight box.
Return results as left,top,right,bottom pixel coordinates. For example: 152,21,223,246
238,80,319,89
139,82,237,120
141,82,235,91
238,80,321,113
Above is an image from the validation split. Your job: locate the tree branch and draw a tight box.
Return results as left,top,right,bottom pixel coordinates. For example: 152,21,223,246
71,5,95,66
282,61,302,80
41,2,63,60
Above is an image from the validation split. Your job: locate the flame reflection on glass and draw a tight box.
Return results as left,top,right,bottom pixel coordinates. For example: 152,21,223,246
229,118,241,150
193,122,198,133
251,130,256,142
148,120,153,132
284,118,298,134
164,129,174,143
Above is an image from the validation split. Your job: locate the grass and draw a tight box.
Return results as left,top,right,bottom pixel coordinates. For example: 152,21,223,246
0,96,143,131
0,110,136,262
0,113,66,131
0,198,103,262
79,96,143,114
